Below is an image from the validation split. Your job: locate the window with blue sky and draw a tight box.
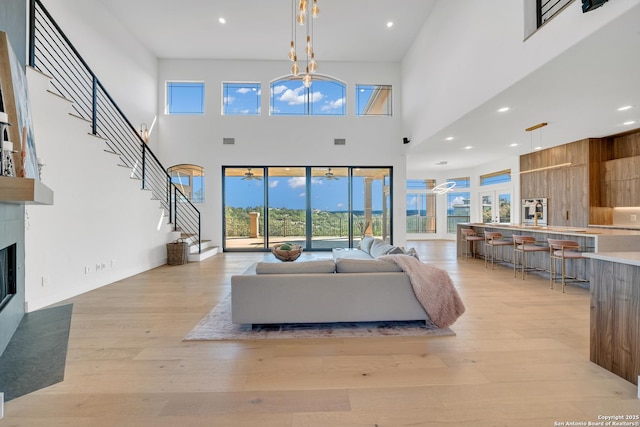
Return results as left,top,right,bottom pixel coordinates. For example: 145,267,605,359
356,84,392,116
270,76,346,116
480,169,511,186
166,82,204,115
222,82,261,115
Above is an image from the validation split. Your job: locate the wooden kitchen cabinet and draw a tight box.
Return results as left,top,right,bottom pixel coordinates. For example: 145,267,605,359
521,139,590,227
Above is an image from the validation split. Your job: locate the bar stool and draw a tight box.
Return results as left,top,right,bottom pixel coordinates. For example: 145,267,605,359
513,235,548,280
484,231,512,269
460,228,484,260
547,238,588,293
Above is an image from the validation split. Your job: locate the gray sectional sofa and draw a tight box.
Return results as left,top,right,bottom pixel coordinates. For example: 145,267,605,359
231,237,428,325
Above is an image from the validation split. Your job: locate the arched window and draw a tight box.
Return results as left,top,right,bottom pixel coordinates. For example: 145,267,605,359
270,75,346,116
168,164,205,203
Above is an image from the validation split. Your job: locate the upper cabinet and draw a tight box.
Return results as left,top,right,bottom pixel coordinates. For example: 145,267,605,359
520,139,591,227
600,131,640,208
520,129,640,227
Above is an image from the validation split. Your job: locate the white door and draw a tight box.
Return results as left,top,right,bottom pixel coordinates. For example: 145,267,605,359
479,191,512,224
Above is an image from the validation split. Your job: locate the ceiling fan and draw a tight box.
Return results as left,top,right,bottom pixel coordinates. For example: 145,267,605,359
323,168,340,181
241,168,262,181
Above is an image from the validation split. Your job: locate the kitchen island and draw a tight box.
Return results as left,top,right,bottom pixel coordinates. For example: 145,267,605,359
456,223,640,283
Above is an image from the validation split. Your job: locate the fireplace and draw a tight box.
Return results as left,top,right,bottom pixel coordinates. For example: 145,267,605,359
0,242,16,311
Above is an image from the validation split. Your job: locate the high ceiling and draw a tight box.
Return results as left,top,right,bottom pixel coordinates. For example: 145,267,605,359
405,3,640,174
98,0,437,62
97,0,640,175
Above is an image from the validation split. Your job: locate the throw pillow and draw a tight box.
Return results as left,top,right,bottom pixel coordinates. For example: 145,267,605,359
369,239,391,258
405,248,420,260
385,246,405,255
359,236,375,254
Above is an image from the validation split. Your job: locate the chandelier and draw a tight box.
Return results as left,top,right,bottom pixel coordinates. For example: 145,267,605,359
288,0,319,87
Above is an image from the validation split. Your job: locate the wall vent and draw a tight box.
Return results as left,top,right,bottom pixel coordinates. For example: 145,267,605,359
334,138,346,146
223,138,235,145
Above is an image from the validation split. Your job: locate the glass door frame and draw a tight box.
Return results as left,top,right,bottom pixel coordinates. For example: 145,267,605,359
222,166,393,251
479,187,513,224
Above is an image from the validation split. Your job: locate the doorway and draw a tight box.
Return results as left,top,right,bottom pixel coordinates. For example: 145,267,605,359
479,190,512,224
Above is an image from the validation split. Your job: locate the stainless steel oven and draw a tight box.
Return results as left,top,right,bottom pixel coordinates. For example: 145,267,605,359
521,198,547,225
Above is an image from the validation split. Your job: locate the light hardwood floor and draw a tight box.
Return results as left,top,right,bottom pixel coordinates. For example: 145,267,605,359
2,241,638,427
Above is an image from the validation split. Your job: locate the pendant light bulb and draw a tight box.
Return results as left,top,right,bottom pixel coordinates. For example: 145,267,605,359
312,0,319,18
303,68,312,88
291,58,300,76
305,35,312,56
309,53,317,73
297,12,306,25
299,0,307,13
288,41,296,61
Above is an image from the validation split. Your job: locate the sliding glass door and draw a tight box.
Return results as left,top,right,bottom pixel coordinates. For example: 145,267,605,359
310,167,349,249
267,167,307,249
352,168,392,248
223,166,392,251
223,167,265,250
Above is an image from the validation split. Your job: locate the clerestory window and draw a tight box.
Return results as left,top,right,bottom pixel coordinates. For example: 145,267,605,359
270,75,346,116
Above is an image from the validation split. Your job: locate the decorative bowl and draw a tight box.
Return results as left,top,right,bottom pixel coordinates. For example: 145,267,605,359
272,243,303,261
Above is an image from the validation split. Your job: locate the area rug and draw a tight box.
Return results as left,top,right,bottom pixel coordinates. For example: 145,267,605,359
184,294,455,341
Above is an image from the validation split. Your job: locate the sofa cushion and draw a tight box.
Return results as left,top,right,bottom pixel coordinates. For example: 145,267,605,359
255,260,336,274
359,236,375,254
335,258,403,273
332,248,374,261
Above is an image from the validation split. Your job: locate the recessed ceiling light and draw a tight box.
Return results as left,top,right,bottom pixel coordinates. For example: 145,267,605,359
618,105,633,111
445,136,454,141
464,146,472,150
497,107,510,113
386,21,394,28
510,143,518,147
623,120,636,125
218,17,226,24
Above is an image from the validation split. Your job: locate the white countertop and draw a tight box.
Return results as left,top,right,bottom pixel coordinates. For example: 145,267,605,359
588,224,640,231
583,252,640,267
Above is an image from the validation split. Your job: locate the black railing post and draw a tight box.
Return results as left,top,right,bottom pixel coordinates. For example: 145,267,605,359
28,0,36,67
536,0,543,28
168,176,173,224
91,76,97,135
173,186,178,232
198,213,201,253
141,144,146,190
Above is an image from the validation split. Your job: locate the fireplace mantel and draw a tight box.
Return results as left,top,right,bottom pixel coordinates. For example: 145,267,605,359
0,176,53,205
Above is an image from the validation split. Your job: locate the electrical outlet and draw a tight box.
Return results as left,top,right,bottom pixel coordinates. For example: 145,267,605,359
41,276,48,287
631,214,637,222
85,265,91,274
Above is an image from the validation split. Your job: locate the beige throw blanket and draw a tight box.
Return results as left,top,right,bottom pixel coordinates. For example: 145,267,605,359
379,255,465,328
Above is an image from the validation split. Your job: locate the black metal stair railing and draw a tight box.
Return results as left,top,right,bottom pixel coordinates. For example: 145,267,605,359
28,0,201,253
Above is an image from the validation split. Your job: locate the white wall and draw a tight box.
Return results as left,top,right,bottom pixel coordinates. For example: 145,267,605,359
401,0,640,147
39,0,158,134
24,69,177,312
157,59,408,247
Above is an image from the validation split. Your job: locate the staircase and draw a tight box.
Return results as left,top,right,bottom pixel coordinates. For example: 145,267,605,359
28,0,218,262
